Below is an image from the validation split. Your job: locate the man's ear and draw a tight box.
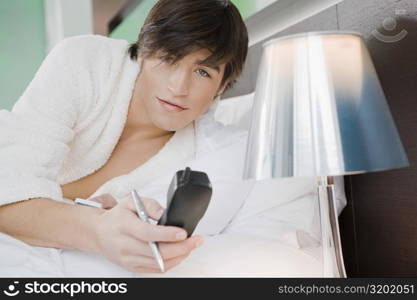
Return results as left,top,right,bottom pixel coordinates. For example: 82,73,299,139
216,82,228,98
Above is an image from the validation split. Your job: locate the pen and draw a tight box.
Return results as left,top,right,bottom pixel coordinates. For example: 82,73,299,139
131,189,165,273
74,198,103,209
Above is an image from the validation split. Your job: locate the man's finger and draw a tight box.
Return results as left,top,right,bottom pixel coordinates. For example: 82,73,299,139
120,194,165,220
122,235,204,259
158,236,205,260
164,253,191,271
142,196,165,220
88,193,118,209
123,214,188,243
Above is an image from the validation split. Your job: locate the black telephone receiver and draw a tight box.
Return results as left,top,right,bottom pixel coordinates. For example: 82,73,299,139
157,167,212,237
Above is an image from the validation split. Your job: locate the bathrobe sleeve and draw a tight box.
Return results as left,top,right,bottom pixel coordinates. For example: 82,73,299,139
0,37,84,206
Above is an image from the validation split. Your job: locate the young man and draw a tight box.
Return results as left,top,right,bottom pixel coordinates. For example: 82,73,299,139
0,0,248,274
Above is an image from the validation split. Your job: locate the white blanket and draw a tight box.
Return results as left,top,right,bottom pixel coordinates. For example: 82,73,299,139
0,127,336,277
0,232,323,278
0,150,336,277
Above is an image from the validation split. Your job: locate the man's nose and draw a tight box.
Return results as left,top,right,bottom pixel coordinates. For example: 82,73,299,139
167,68,190,97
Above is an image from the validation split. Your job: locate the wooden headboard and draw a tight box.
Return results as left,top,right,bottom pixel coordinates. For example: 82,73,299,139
226,0,417,276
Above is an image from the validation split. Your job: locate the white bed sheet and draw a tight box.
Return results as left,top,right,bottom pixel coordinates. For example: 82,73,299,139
0,231,323,278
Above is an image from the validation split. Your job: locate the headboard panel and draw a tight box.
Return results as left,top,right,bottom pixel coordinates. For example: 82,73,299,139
337,0,417,276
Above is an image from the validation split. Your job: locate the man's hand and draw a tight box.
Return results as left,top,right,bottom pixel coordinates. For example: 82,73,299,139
89,194,204,273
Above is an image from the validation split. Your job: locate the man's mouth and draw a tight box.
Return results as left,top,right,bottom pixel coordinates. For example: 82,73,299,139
157,97,188,112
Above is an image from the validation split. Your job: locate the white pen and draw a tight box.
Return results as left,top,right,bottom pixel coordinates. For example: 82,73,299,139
131,189,165,273
74,198,103,209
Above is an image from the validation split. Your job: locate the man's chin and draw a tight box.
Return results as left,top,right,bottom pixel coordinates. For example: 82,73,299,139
153,119,190,132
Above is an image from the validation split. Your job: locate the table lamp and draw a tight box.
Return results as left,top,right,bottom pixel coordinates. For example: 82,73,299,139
243,31,409,277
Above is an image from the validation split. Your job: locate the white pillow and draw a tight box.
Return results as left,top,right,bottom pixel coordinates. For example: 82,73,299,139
216,92,347,216
215,92,255,130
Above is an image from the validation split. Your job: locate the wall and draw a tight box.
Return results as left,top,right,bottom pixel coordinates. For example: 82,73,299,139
110,0,157,42
109,0,274,42
0,0,46,110
338,0,417,277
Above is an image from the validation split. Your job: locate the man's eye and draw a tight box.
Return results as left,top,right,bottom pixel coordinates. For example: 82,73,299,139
196,69,211,78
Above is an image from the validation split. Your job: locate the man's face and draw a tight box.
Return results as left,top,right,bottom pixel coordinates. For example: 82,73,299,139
135,48,226,131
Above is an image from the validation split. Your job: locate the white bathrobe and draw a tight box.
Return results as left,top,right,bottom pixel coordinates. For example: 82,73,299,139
0,35,346,277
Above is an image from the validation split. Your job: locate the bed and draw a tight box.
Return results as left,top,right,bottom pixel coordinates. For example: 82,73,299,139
0,83,351,278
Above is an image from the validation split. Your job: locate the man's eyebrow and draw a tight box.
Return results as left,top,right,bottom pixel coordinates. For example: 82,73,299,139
194,59,220,73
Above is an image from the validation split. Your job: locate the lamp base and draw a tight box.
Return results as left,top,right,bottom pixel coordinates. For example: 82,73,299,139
317,176,347,278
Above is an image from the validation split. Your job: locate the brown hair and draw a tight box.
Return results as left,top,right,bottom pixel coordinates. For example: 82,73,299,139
128,0,248,93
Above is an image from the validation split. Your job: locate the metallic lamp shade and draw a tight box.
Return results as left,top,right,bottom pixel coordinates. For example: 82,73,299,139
243,31,409,179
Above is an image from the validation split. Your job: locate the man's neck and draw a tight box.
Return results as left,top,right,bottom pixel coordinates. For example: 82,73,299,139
121,90,174,143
